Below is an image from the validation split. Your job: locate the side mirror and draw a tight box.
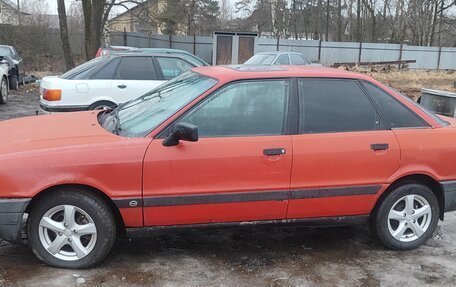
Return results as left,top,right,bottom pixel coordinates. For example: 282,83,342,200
163,122,198,146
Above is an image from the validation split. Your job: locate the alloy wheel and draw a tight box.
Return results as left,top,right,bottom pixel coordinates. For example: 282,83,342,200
38,205,97,261
387,194,432,242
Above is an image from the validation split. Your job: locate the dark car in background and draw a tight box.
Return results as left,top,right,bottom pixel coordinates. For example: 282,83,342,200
0,45,24,90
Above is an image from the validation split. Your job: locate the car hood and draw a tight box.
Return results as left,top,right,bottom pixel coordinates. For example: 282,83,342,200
0,111,119,155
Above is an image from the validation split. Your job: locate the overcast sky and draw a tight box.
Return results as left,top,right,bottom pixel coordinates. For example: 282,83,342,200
29,0,235,15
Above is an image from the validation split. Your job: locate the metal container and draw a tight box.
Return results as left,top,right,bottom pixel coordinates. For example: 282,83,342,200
420,88,456,117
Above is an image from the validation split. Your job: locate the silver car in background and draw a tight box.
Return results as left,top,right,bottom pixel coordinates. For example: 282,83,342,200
244,51,312,65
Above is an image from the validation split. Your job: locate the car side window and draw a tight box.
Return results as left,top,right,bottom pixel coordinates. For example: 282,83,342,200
91,58,121,79
156,57,194,80
178,80,289,137
363,82,429,128
290,54,306,65
116,57,157,80
274,54,290,65
299,79,384,133
11,47,19,59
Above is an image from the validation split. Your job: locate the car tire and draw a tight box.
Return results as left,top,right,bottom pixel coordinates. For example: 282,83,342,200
88,101,117,110
372,183,439,250
27,188,116,269
9,74,18,91
0,76,8,104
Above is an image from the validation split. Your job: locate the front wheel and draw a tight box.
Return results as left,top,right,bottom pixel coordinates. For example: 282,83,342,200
28,189,116,268
0,76,8,104
372,183,439,250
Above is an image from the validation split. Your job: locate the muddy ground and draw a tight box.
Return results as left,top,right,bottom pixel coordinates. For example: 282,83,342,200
1,77,456,287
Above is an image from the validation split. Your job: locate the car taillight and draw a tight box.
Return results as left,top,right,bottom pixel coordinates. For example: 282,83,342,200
43,89,62,101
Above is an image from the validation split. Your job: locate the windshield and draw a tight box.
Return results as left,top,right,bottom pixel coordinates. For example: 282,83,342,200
101,71,218,137
0,47,11,57
244,54,276,65
61,57,107,79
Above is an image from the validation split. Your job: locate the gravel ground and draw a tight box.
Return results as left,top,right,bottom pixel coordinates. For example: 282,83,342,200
1,86,456,287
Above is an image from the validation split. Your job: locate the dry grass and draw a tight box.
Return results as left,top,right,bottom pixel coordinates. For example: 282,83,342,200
343,66,456,100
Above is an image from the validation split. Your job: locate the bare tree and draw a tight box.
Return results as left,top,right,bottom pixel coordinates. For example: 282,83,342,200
57,0,75,69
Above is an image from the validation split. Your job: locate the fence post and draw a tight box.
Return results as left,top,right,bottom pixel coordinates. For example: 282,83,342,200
123,27,127,46
358,42,363,63
437,46,442,70
148,32,151,48
398,43,403,69
169,34,172,49
276,37,280,51
193,34,196,55
318,40,322,62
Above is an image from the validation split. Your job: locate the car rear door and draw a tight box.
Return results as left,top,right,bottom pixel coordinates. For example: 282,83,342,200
142,79,294,226
111,56,165,104
288,78,400,219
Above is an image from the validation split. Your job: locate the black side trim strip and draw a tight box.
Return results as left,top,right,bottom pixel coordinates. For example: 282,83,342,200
291,185,381,199
113,198,143,208
115,185,381,209
143,190,289,207
126,215,370,237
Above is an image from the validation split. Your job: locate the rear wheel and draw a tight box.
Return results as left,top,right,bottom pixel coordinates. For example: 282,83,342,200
88,101,117,111
28,189,116,269
0,76,8,104
373,183,439,250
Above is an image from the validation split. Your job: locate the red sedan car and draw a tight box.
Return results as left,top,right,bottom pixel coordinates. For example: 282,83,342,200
1,66,455,268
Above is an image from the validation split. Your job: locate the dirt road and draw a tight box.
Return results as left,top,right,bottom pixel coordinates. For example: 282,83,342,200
1,86,456,287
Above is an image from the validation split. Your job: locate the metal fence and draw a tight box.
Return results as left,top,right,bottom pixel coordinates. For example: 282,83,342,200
110,31,456,70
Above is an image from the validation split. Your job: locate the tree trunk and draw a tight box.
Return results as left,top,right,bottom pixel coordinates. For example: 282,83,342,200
337,0,342,41
82,0,92,60
325,0,330,41
57,0,75,70
356,0,362,42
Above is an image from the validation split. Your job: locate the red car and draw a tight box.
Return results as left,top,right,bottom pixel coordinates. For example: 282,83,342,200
1,66,455,269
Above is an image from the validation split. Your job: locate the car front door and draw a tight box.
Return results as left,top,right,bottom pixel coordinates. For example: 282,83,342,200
112,56,165,104
288,78,401,219
142,79,294,226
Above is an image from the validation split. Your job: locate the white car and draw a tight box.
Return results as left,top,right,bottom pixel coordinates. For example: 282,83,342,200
244,52,312,65
40,54,196,111
0,57,9,104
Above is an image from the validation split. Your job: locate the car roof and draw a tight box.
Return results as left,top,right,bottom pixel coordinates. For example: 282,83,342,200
193,65,374,82
105,53,192,61
0,45,12,48
256,51,305,55
136,48,192,54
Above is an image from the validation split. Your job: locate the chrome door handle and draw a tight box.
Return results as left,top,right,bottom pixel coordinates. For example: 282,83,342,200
371,143,389,151
263,148,286,156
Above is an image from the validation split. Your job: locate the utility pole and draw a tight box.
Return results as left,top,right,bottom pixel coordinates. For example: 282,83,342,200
16,0,21,26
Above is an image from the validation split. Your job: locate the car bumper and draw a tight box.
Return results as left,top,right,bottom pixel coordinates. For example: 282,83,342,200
0,198,31,243
440,180,456,212
40,102,89,112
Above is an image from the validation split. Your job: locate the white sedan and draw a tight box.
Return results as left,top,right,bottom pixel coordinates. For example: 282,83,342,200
40,54,196,111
